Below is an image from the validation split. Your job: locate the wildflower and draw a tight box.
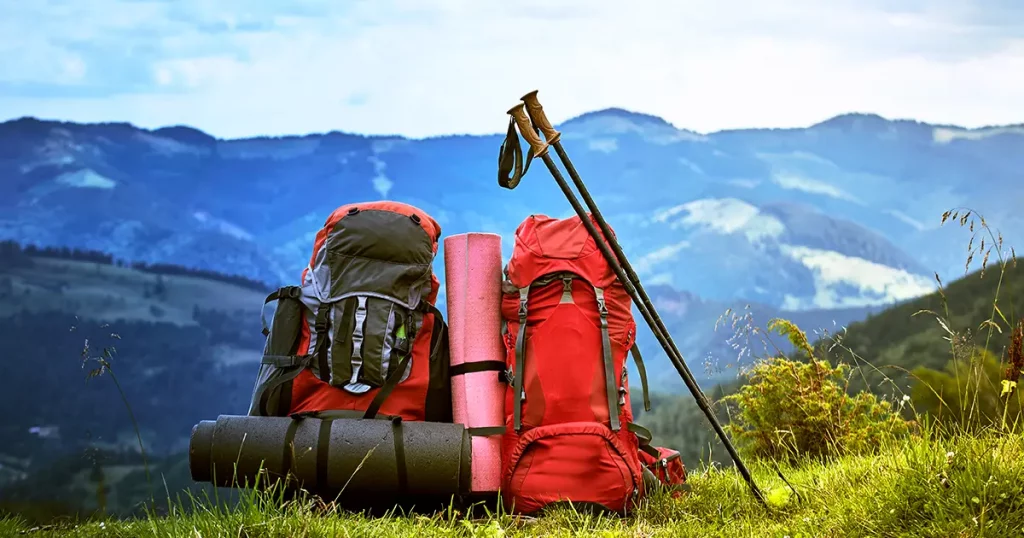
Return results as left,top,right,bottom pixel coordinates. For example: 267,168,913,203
1003,321,1024,397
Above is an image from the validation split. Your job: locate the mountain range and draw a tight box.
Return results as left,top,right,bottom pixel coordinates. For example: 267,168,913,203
1,109,1022,389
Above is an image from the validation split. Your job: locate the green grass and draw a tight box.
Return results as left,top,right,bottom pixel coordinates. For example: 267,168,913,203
5,430,1022,537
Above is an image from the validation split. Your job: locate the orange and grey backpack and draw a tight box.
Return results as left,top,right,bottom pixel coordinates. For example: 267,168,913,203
247,201,452,422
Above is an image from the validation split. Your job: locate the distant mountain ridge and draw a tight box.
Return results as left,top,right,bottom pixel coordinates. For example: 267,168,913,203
1,107,1021,388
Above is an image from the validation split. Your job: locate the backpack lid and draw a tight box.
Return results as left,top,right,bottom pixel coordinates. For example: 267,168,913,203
504,213,619,289
302,201,441,307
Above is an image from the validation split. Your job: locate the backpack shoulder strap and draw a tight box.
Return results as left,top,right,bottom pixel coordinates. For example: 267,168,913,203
424,302,454,423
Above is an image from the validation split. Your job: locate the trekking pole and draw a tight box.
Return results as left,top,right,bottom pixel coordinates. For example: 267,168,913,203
505,98,766,506
519,90,710,399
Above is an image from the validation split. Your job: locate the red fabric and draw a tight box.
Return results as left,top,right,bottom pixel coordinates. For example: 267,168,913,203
288,201,441,420
639,447,688,493
499,213,645,515
502,422,641,514
504,213,618,290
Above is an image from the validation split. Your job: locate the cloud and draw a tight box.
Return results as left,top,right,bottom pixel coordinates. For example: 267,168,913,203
0,0,1022,138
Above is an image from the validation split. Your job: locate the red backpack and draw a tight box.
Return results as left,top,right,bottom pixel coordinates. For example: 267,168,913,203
499,213,654,514
247,201,452,423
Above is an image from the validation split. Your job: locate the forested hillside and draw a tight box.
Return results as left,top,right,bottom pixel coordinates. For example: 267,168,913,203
637,254,1023,466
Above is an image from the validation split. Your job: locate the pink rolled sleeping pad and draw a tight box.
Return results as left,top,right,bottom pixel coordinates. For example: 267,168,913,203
444,232,506,494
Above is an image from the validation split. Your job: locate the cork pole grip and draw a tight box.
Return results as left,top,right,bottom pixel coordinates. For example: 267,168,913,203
507,103,549,158
520,90,561,145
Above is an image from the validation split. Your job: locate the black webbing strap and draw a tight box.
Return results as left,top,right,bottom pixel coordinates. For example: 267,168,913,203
316,418,332,490
595,287,620,431
280,417,301,482
313,304,331,383
640,444,661,460
255,355,312,416
264,286,301,305
261,354,311,368
629,344,652,412
497,115,537,190
362,352,413,420
467,426,506,437
513,287,529,431
629,422,661,459
628,422,652,444
450,360,506,377
391,416,408,493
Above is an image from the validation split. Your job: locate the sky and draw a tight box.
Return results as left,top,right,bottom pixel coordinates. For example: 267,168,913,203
1,0,1022,139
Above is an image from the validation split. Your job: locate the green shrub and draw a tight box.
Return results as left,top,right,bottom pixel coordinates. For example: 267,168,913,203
722,320,910,462
911,345,1024,434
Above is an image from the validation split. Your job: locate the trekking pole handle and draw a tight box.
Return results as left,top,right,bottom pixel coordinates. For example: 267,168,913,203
521,90,561,145
507,103,549,158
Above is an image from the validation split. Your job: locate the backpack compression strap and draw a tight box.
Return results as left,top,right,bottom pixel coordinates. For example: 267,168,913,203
594,286,621,431
512,287,529,431
312,303,332,383
629,344,652,412
629,422,660,459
